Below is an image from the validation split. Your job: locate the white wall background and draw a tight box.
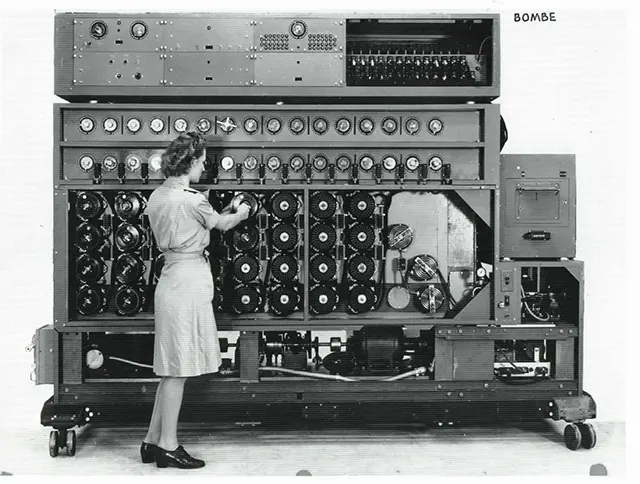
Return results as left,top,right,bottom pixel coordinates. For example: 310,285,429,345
0,0,630,433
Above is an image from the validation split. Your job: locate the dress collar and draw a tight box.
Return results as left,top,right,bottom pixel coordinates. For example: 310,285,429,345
163,177,190,189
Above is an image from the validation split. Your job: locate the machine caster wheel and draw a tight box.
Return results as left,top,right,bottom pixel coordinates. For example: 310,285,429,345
66,430,77,456
564,423,582,450
578,423,597,449
49,431,59,458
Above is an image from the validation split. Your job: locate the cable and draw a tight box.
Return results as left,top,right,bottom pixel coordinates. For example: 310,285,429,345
436,267,458,307
108,356,153,369
521,287,550,322
476,36,491,60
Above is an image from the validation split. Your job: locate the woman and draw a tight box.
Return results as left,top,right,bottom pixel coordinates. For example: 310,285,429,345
141,132,250,469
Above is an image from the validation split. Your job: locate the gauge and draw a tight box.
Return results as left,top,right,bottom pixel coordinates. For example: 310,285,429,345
381,117,398,135
336,117,352,135
90,20,108,40
477,267,487,278
102,155,118,171
359,117,374,134
85,349,104,370
266,117,282,134
220,156,235,171
359,155,374,172
103,117,118,134
149,117,165,134
217,116,237,134
428,155,443,171
243,117,259,134
336,155,351,172
148,154,162,172
405,156,420,172
126,117,142,134
290,20,307,38
79,117,95,134
405,117,421,135
125,154,142,172
173,117,188,133
312,117,328,134
266,155,282,171
78,155,95,172
243,155,258,171
196,117,212,134
312,155,328,172
130,21,147,40
289,155,305,172
428,117,444,135
289,117,305,135
382,155,398,172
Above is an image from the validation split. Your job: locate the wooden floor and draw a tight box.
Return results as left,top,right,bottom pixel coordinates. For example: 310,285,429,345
0,419,625,476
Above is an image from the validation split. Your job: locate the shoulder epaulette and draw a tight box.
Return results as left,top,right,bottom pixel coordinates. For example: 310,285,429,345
183,188,199,194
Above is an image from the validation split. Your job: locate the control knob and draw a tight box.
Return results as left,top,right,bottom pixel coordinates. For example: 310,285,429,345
217,116,237,134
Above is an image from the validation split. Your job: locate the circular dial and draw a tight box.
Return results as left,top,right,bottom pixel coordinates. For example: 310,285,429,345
269,285,299,316
173,117,188,133
359,155,374,172
418,286,445,313
243,117,259,134
336,155,351,172
271,192,298,220
243,155,258,172
348,284,377,314
289,155,305,172
217,116,237,134
130,21,147,39
220,156,235,171
310,254,337,282
428,156,443,171
125,154,142,172
290,20,307,38
266,155,282,171
405,155,420,172
233,254,260,283
347,254,376,282
77,285,107,316
405,117,421,135
102,155,118,171
76,254,106,282
148,154,162,172
358,117,375,135
335,117,352,135
75,223,107,252
266,117,282,134
310,284,339,314
387,223,414,251
310,222,337,252
348,191,376,220
289,117,306,135
90,20,108,39
113,253,145,285
271,254,298,283
271,223,299,252
79,117,95,134
312,155,328,172
387,285,412,310
114,192,145,221
231,223,259,251
428,117,444,135
196,117,212,134
477,267,487,278
348,223,376,251
149,117,165,134
78,155,95,172
75,191,106,220
115,286,145,316
382,155,398,172
126,117,142,134
233,284,262,314
312,117,328,134
381,117,398,135
309,191,337,219
102,117,118,134
85,349,104,370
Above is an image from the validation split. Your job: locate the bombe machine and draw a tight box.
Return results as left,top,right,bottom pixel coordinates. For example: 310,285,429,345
29,12,597,457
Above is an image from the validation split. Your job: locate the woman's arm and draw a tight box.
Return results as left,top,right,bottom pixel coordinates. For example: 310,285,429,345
213,202,251,232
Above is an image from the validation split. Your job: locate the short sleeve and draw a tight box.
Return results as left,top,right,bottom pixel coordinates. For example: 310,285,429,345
189,194,220,230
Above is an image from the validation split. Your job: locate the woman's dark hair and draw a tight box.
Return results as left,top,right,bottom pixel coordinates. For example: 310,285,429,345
161,131,207,177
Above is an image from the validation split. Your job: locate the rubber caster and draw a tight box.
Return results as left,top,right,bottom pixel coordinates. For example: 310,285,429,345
66,429,77,456
564,423,582,450
49,430,59,458
578,423,597,449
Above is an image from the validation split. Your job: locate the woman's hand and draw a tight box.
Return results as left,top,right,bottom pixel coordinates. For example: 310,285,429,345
237,202,251,220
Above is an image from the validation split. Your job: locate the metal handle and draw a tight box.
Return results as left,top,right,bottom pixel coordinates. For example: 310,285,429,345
516,186,559,192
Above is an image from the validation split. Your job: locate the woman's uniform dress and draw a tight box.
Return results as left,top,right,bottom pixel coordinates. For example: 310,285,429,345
145,177,222,377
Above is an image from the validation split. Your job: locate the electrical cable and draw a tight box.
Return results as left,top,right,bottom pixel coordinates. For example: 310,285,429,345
521,286,550,322
108,356,153,369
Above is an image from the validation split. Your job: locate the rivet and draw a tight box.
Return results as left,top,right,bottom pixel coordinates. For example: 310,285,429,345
459,392,464,397
447,392,452,397
484,383,489,389
559,384,564,389
437,385,442,390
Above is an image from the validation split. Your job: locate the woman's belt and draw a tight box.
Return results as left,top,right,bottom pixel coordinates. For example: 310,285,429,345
162,250,209,263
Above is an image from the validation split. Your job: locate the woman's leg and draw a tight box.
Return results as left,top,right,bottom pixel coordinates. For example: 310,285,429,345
143,378,165,445
157,376,187,451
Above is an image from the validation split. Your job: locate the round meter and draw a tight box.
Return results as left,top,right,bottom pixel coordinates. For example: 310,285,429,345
86,349,104,370
220,156,235,171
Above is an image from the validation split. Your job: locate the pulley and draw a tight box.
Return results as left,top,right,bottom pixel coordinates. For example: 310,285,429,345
271,223,299,252
231,192,259,217
347,191,375,220
75,222,110,252
387,285,412,310
232,254,261,283
310,222,337,252
270,192,298,220
114,192,146,221
75,191,107,220
347,253,376,282
232,284,263,314
310,284,339,315
114,285,146,316
75,253,107,283
113,253,146,285
322,351,357,375
348,222,376,251
231,223,260,252
409,254,438,281
347,284,377,314
76,284,108,316
309,191,337,220
309,253,337,282
417,285,445,313
387,223,414,251
115,223,147,252
271,253,298,283
268,284,300,316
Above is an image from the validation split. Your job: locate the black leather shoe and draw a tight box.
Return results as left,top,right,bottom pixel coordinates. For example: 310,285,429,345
140,442,158,463
155,445,205,469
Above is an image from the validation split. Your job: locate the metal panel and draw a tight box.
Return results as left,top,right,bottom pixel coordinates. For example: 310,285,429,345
165,18,253,52
33,325,58,385
62,333,83,385
72,17,164,52
74,53,164,86
254,17,344,53
255,53,343,87
555,339,576,380
166,53,254,86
